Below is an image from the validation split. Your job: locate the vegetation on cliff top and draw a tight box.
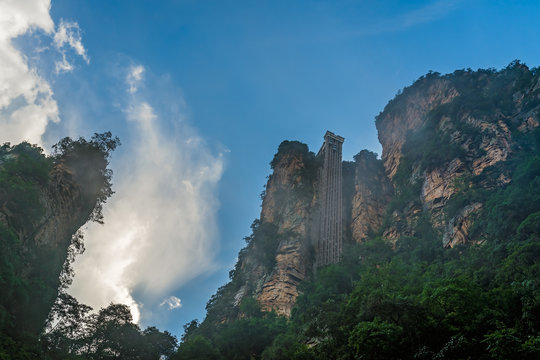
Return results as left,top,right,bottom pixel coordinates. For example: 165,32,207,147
376,60,539,128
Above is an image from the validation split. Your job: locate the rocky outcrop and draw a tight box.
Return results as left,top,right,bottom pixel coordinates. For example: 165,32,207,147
350,151,392,243
375,64,540,246
230,142,316,317
0,152,102,253
442,203,483,248
469,118,513,176
422,159,466,212
33,163,85,248
376,76,459,179
421,158,467,227
257,152,313,316
257,238,307,316
518,114,539,132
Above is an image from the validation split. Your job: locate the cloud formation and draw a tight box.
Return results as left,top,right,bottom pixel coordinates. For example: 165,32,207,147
0,0,88,146
0,0,57,146
68,65,224,323
160,296,182,310
54,20,89,74
127,65,145,93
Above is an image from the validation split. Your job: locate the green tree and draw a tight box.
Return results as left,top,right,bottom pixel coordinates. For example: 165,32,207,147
173,336,220,360
347,321,404,360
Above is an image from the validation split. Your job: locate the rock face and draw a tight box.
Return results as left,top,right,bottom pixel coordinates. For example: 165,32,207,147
421,158,467,227
376,75,459,179
349,150,392,243
442,203,483,248
375,63,540,247
469,118,513,176
0,151,101,256
256,148,314,316
34,163,87,248
257,238,308,316
225,142,317,318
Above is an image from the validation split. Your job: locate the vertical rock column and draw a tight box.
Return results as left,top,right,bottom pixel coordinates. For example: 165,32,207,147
317,131,344,266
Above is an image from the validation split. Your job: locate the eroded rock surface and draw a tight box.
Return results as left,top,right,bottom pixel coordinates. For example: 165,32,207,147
232,144,316,317
350,151,392,243
442,203,483,247
377,78,459,179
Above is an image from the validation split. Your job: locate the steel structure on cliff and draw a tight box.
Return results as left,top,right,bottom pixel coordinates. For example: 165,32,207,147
316,130,344,266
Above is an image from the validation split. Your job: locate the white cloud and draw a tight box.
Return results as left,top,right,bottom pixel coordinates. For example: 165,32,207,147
54,20,88,61
69,65,224,324
55,53,74,73
0,2,221,325
53,20,89,73
127,65,145,93
160,296,182,310
0,0,88,146
0,0,57,146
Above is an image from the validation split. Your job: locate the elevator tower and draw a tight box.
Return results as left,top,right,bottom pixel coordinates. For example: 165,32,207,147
316,131,344,267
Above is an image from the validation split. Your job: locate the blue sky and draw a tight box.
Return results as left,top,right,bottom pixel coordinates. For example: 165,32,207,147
2,0,540,338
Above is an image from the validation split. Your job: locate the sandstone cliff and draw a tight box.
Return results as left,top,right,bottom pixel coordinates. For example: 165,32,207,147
348,150,392,243
255,146,316,316
375,62,540,247
376,74,459,179
229,142,317,317
203,141,319,321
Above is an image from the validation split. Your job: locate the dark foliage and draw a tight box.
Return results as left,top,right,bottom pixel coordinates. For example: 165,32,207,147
0,134,121,358
52,131,120,224
42,296,177,359
175,301,286,360
270,141,313,170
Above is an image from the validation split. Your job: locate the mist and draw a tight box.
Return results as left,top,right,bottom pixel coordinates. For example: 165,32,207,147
68,66,224,323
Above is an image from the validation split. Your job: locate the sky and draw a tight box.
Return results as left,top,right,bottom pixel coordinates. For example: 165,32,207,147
1,0,540,338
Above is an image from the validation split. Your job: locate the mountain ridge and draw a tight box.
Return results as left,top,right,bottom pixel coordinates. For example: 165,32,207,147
176,61,540,359
205,61,540,321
